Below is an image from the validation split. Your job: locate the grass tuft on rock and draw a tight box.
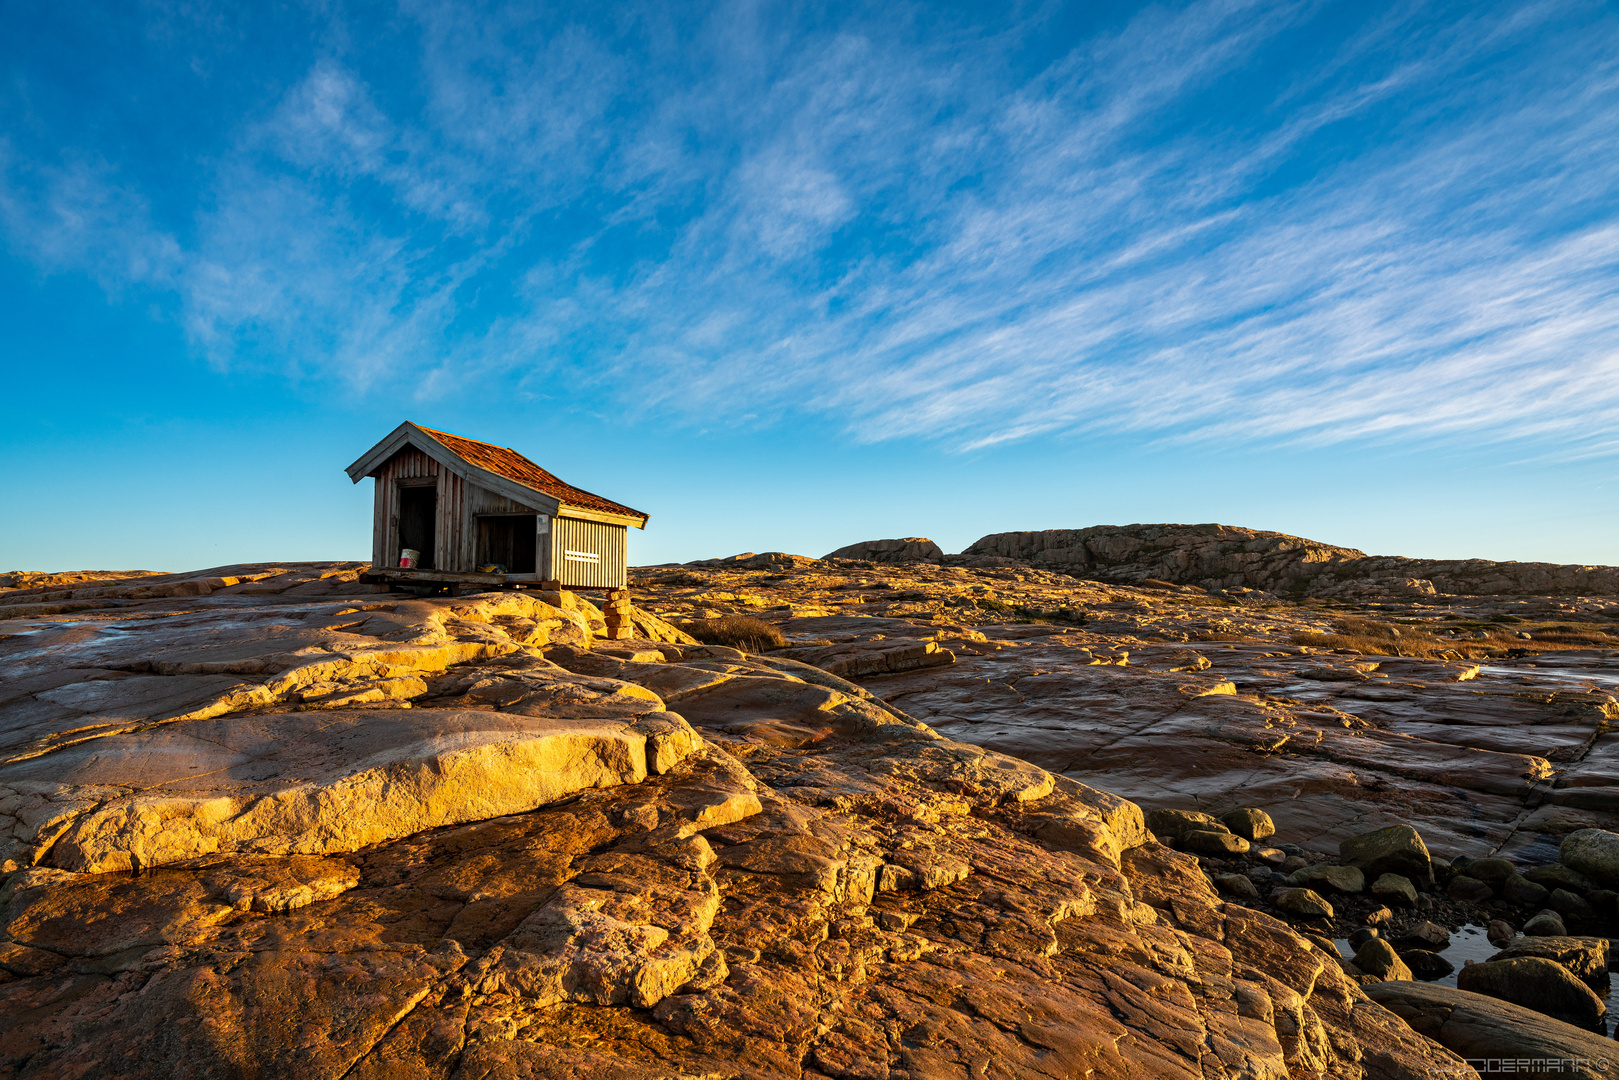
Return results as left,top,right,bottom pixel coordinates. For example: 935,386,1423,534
678,615,787,652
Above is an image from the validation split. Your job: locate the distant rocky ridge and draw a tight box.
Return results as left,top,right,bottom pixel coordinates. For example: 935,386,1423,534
690,524,1619,598
961,523,1619,598
822,537,944,563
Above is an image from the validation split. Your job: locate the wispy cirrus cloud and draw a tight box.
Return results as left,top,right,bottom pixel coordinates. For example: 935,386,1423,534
3,0,1617,456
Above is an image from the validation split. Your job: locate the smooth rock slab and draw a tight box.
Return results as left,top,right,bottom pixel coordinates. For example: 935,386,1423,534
2,708,696,873
1366,981,1618,1079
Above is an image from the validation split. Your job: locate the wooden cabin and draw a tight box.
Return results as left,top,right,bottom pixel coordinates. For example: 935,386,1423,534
345,422,648,589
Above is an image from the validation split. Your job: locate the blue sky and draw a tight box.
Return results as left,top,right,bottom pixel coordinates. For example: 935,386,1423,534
3,0,1617,571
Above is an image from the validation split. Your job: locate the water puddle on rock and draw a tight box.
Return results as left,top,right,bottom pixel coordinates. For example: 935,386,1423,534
1337,925,1619,1036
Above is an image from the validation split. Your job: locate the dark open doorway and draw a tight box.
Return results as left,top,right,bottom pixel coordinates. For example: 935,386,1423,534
476,515,537,574
399,486,437,569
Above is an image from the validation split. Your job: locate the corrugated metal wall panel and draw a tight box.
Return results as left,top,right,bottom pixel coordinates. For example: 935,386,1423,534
552,517,626,588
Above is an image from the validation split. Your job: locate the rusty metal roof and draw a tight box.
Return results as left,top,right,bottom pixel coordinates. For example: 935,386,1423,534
418,426,647,523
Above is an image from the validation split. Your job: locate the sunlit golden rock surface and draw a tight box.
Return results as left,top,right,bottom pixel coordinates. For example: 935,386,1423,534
1,537,1615,1078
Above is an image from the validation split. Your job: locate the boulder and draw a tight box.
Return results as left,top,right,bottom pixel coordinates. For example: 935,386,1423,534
822,538,944,563
1486,919,1515,946
1402,950,1454,980
1353,938,1412,981
1366,981,1617,1079
1181,828,1250,856
1212,872,1260,900
1523,864,1598,894
1394,921,1451,952
1304,933,1343,959
1339,824,1433,885
1488,937,1611,990
1500,873,1550,908
1445,875,1492,903
1370,872,1417,906
1523,909,1569,937
1287,863,1365,894
1455,956,1607,1028
1465,856,1517,884
1348,927,1380,950
1558,828,1619,888
1144,808,1227,842
1275,888,1334,918
1550,888,1593,918
1219,807,1275,842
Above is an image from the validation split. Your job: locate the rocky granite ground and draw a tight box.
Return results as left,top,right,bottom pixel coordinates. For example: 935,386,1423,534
646,539,1619,865
1,531,1618,1079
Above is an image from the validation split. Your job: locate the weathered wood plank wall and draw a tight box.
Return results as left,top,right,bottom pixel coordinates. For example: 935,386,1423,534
438,469,464,572
371,448,440,567
462,483,542,571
